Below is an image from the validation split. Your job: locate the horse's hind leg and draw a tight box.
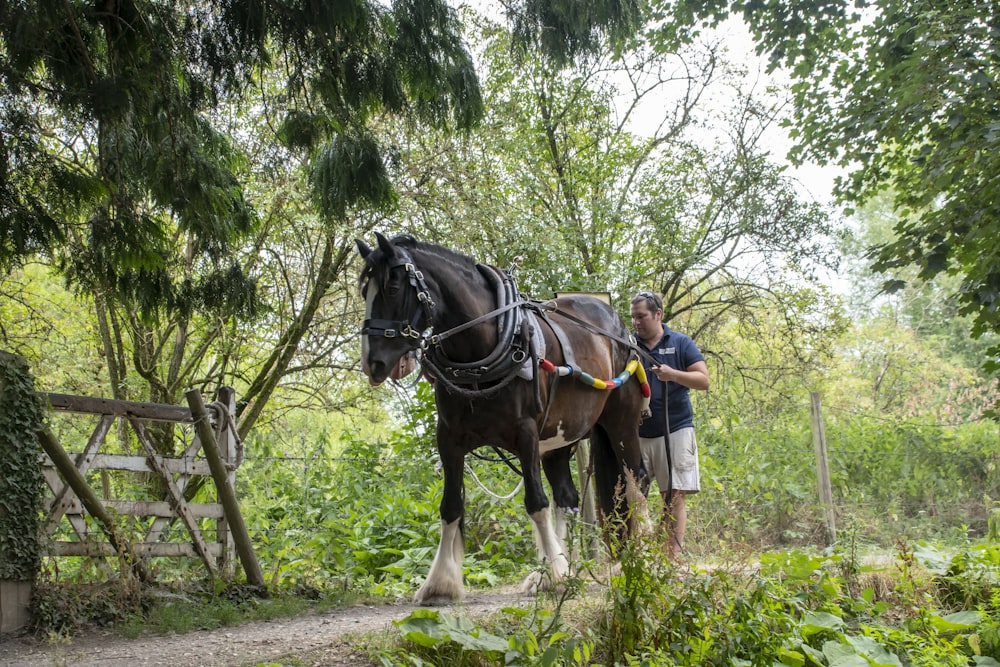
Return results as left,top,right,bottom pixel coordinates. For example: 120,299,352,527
415,437,466,605
591,424,650,552
541,446,581,551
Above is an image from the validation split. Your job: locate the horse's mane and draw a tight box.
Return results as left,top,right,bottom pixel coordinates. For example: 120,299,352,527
359,234,480,295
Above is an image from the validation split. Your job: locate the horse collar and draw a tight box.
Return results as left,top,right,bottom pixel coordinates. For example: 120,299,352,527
421,264,531,389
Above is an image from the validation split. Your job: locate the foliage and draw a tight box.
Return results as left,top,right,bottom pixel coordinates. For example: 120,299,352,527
383,604,596,667
0,0,653,449
392,15,847,412
507,0,643,67
32,578,147,637
0,0,478,443
0,0,484,290
833,189,1000,423
239,382,536,597
0,351,45,580
32,578,352,640
652,0,1000,377
693,397,999,551
373,539,1000,666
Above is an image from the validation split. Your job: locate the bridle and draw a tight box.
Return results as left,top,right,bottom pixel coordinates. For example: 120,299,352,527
360,246,436,346
361,246,526,360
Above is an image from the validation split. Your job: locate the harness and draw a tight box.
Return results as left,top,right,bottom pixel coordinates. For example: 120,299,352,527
361,249,652,406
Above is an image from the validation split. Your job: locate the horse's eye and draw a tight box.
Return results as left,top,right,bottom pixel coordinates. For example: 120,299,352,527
385,273,403,297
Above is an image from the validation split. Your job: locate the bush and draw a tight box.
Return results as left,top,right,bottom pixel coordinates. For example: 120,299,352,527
0,351,45,581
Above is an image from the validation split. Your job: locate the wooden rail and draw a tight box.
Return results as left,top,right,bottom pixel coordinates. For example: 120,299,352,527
38,388,262,586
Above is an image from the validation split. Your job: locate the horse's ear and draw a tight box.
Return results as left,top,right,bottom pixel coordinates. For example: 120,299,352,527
375,231,394,257
356,238,372,259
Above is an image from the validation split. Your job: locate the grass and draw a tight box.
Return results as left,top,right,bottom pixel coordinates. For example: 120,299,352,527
31,577,366,641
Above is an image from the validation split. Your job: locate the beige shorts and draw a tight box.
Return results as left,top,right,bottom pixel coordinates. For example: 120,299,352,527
640,427,700,494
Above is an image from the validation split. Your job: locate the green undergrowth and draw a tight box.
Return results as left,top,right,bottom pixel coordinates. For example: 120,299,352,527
375,537,1000,667
26,536,1000,667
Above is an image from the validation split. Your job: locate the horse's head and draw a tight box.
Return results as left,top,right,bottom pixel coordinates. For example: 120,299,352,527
356,232,432,386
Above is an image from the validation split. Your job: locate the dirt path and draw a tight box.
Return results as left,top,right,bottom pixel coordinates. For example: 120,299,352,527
0,589,529,667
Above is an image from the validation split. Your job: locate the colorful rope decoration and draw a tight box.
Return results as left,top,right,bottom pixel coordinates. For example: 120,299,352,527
539,358,651,398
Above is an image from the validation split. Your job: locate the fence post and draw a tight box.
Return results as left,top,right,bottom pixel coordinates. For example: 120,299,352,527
810,392,837,546
214,386,238,576
575,439,598,558
186,388,266,591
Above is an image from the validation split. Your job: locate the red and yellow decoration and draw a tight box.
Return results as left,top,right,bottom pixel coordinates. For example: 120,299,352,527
540,358,651,398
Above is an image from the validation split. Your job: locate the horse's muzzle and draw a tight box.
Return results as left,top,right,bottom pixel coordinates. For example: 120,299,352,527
364,353,416,387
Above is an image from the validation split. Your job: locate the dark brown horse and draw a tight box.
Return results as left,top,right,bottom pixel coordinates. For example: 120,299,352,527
356,233,648,604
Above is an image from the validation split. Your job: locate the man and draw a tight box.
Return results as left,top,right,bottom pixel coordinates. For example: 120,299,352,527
629,290,709,560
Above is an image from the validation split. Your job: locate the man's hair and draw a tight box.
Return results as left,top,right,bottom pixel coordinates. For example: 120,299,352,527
631,290,662,312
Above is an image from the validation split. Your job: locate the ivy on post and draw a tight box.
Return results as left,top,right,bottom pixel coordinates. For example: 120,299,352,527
0,351,45,634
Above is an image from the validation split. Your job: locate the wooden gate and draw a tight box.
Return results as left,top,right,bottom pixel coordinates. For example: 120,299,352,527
38,387,259,583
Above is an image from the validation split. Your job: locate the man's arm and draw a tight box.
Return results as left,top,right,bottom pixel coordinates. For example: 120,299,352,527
651,360,709,391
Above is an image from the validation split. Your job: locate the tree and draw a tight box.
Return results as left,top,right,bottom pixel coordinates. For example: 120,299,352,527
390,15,846,399
0,0,640,442
654,0,1000,374
0,0,487,310
832,190,1000,421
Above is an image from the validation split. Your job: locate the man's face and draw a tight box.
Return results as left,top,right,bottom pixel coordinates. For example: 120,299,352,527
630,300,662,343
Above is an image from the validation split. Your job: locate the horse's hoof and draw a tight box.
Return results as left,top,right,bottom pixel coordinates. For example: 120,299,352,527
520,570,543,595
414,588,464,606
414,594,454,607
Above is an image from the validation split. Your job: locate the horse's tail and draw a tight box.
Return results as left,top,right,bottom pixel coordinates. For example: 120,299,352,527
590,424,631,552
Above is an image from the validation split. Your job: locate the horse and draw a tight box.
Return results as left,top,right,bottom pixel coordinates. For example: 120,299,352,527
356,232,650,604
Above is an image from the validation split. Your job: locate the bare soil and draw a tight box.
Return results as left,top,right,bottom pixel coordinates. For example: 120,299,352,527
0,589,529,667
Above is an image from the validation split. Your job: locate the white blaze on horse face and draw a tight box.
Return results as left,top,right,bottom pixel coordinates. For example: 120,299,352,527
361,280,377,382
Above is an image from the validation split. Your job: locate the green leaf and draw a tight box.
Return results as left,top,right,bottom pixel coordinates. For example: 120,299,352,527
539,645,560,666
799,641,826,666
778,646,806,667
438,613,507,652
800,611,845,638
395,609,447,647
821,640,869,667
761,550,832,580
913,543,952,574
928,610,981,632
394,610,507,653
844,635,902,666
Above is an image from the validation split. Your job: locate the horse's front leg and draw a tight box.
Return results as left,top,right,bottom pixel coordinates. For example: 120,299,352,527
520,428,570,594
415,434,466,605
542,445,581,553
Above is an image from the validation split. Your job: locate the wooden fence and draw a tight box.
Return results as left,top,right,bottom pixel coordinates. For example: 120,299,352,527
38,387,262,585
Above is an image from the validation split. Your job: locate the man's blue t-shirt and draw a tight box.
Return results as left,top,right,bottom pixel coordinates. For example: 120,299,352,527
635,325,704,437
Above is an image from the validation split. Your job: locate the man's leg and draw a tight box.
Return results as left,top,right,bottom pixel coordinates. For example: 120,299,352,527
664,490,688,560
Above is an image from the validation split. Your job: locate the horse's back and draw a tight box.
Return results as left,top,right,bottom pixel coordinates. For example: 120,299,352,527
548,294,632,367
551,294,621,323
